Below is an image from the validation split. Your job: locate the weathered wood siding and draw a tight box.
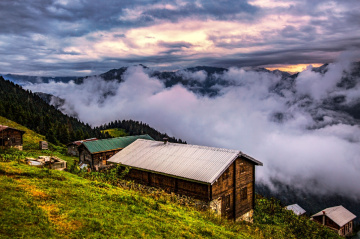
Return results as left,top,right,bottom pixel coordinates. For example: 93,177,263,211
235,157,255,219
211,163,235,219
211,156,255,220
0,129,23,149
312,216,355,236
342,221,354,236
92,149,121,168
67,145,79,156
115,155,257,220
126,168,209,201
79,149,92,165
312,215,340,230
78,147,121,169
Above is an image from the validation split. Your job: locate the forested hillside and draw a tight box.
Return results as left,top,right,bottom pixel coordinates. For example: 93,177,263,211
98,120,186,143
0,76,105,145
0,76,185,145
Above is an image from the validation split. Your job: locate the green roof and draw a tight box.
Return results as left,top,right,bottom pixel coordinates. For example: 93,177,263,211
83,134,154,154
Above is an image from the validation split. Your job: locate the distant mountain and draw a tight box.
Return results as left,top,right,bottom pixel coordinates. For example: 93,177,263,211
70,65,291,97
2,74,76,85
8,63,360,127
74,66,129,84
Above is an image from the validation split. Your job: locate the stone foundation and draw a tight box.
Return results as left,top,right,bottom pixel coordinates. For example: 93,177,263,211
236,209,254,223
209,197,222,216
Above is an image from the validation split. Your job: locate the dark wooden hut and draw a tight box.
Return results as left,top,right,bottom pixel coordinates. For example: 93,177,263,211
0,125,25,150
311,206,356,237
108,139,263,221
78,135,153,170
67,138,98,156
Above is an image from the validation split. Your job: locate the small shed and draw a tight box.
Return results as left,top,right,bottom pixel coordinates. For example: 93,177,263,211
39,141,48,150
78,135,153,170
108,139,263,221
67,138,98,156
285,204,306,216
311,205,356,237
0,125,25,150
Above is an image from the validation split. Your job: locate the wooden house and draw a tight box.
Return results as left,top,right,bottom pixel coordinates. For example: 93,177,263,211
67,138,98,156
311,206,356,237
0,125,25,150
108,139,263,221
78,135,153,170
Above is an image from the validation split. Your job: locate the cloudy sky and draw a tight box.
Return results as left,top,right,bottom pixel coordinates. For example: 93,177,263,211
1,0,360,76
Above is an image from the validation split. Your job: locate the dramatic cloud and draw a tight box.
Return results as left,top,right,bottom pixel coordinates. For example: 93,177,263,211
24,56,360,200
1,0,360,75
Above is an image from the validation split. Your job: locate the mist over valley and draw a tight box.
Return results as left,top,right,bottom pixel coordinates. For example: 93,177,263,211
14,56,360,216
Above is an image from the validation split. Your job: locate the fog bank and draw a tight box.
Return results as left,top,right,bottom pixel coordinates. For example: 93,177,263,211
25,59,360,199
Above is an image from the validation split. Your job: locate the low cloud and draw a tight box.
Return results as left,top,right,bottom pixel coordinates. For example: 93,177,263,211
24,55,360,200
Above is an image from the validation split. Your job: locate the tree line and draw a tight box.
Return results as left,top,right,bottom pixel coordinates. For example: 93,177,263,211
0,76,106,145
0,76,185,145
97,119,186,144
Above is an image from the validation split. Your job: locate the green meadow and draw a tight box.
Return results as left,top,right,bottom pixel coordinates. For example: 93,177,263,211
0,117,340,238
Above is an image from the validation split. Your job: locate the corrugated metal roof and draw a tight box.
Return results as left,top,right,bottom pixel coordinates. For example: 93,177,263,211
286,204,306,216
67,138,98,146
108,139,262,184
83,135,154,154
311,206,357,227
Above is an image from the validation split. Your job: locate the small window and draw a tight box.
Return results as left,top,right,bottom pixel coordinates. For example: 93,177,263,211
225,195,231,209
240,187,247,200
240,163,246,174
349,222,352,228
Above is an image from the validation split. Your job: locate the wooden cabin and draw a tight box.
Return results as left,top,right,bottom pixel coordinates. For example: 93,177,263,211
78,135,153,170
67,138,98,156
0,125,25,150
108,139,263,221
311,206,356,237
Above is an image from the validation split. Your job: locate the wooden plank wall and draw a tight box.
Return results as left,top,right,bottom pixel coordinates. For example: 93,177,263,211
92,149,121,168
126,168,209,201
0,129,23,146
235,157,254,219
211,163,235,219
211,157,255,220
312,216,340,230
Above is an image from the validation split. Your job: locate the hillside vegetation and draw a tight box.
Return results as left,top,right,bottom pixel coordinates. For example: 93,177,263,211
0,119,342,238
0,76,106,145
101,128,128,138
0,160,342,239
99,120,186,143
0,116,45,150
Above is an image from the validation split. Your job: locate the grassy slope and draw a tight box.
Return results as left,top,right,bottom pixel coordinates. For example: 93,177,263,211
0,118,342,239
0,162,254,239
0,116,77,165
102,128,128,138
0,162,341,239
